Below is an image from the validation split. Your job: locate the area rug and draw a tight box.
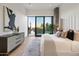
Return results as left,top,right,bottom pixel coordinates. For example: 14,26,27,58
23,38,41,56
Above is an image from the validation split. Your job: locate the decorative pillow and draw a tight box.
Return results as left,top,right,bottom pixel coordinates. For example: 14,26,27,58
65,32,67,38
56,31,61,37
61,32,65,38
74,32,79,41
61,32,67,38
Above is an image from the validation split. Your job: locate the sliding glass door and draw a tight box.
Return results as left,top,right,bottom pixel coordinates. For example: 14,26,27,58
45,16,52,34
35,16,44,37
28,16,35,36
35,16,53,37
28,16,53,37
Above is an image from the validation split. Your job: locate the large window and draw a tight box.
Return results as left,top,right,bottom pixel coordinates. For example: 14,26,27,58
36,17,43,36
28,16,35,35
45,16,52,34
28,16,53,37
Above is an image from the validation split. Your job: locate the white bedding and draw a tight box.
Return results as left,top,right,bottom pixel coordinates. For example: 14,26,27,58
40,34,79,56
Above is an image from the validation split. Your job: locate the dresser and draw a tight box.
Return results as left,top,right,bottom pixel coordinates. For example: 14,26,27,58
0,32,24,55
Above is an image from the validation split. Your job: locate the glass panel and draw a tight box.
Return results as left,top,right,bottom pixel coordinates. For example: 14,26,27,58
45,17,52,34
28,16,35,35
36,17,43,35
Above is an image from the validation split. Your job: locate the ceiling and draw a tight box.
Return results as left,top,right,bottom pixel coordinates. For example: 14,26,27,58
1,3,79,14
23,3,79,10
23,3,62,10
0,3,62,11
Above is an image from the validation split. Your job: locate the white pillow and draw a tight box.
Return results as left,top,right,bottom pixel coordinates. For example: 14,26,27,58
56,31,61,37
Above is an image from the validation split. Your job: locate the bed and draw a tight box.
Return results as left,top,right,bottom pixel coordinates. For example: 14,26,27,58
40,34,79,56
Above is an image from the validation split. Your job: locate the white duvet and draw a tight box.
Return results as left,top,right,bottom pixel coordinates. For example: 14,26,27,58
40,34,79,56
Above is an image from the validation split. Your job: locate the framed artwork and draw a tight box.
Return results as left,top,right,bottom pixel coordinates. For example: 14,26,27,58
3,6,16,32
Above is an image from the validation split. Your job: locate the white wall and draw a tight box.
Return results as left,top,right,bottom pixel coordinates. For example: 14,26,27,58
60,4,79,31
26,9,53,16
14,11,27,37
0,5,27,37
0,5,3,33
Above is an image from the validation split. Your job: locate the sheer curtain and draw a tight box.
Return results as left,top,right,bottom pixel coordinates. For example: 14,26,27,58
62,15,79,31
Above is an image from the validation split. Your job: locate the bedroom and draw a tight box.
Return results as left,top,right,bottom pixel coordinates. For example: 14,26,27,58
0,3,79,56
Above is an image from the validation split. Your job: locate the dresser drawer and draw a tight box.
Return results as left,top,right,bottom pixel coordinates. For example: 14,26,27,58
7,36,16,52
